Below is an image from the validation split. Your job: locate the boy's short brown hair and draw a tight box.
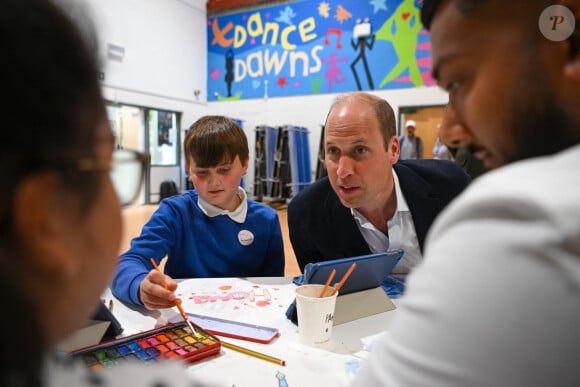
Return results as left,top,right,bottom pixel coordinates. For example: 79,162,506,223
184,115,249,168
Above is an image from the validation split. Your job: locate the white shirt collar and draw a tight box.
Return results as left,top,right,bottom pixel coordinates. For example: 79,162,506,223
351,169,409,225
349,169,422,273
197,187,248,223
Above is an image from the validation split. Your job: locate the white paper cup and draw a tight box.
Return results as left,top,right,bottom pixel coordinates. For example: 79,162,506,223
295,284,337,345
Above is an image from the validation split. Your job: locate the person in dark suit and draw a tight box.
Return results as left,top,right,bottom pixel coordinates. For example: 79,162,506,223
288,92,470,273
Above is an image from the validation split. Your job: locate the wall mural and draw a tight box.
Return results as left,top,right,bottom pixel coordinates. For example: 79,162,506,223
207,0,433,101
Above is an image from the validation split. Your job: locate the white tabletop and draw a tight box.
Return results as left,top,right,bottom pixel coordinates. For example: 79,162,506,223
101,277,397,387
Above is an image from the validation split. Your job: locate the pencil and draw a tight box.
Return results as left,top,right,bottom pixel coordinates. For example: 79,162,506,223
149,258,201,338
221,340,286,366
319,268,336,298
331,262,357,296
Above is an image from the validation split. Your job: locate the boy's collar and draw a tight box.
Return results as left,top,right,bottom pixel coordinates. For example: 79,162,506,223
197,187,248,223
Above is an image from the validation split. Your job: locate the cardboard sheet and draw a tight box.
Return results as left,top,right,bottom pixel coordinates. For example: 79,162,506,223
56,320,111,352
334,287,396,325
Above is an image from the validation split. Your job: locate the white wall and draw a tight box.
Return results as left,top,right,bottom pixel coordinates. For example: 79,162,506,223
88,0,208,127
87,0,448,196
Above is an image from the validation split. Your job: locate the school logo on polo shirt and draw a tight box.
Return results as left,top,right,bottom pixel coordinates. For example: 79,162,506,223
238,230,254,246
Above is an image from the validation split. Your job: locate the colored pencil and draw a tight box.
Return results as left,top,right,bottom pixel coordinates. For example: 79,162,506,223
221,340,286,366
330,262,357,296
150,258,201,338
319,268,336,298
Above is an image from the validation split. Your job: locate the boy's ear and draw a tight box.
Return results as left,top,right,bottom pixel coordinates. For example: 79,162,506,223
186,159,196,178
241,155,250,174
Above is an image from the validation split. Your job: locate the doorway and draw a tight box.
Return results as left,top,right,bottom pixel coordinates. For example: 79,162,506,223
107,104,148,204
146,109,182,204
398,105,446,159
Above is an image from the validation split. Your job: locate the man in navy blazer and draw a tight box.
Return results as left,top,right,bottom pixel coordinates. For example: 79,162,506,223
288,92,470,273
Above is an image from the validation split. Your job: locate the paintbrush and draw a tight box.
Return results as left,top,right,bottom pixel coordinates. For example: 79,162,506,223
319,268,336,298
149,258,202,338
331,262,357,296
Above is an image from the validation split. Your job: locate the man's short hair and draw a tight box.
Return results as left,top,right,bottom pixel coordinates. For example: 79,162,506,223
421,0,485,30
326,92,396,151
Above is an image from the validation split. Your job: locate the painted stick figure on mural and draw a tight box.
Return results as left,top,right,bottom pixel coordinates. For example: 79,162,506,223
350,18,375,90
376,0,423,88
225,49,234,97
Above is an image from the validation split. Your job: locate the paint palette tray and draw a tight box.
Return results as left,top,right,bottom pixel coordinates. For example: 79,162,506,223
169,313,279,344
70,321,221,370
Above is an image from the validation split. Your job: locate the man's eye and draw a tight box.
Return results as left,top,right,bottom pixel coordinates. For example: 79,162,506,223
326,147,338,155
446,80,460,92
354,146,366,154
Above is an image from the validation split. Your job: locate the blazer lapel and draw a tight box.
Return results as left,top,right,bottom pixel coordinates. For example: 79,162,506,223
323,186,371,256
395,164,442,251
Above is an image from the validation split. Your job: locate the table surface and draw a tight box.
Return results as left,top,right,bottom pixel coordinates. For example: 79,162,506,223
102,277,397,387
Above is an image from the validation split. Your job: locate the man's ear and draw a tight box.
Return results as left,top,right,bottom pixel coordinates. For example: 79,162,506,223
13,172,75,276
389,135,400,164
560,0,580,79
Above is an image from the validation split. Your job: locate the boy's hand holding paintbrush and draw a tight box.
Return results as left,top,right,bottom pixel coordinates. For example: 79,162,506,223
140,257,180,310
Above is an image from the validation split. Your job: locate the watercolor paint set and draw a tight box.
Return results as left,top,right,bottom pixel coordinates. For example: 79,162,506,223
70,321,221,370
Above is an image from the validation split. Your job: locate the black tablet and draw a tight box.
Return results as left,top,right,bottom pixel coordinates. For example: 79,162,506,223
294,249,404,295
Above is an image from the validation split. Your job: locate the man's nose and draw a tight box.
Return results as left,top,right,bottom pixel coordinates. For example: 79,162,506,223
336,156,354,178
440,104,472,148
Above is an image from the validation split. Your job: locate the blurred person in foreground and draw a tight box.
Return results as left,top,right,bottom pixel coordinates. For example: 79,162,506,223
0,0,208,386
351,1,580,385
441,105,489,178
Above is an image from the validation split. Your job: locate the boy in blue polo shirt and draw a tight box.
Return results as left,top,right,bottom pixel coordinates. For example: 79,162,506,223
112,116,285,309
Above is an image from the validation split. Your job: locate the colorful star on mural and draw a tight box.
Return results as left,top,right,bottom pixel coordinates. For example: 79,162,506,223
369,0,388,13
334,5,352,23
318,1,330,18
277,77,288,87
